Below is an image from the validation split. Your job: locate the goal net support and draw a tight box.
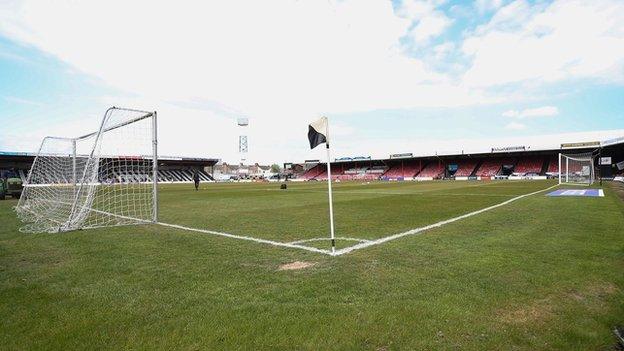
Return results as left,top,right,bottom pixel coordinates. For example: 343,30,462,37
558,152,595,186
15,107,158,233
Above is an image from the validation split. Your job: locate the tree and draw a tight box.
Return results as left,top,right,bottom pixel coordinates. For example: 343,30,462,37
270,164,281,173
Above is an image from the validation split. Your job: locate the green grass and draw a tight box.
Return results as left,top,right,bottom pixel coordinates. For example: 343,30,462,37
158,180,551,244
1,179,623,350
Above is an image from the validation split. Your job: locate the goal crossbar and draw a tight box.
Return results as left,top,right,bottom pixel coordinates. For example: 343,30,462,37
76,108,154,141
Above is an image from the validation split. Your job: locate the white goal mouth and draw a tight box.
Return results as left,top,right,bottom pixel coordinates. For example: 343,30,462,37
15,107,158,233
558,152,596,186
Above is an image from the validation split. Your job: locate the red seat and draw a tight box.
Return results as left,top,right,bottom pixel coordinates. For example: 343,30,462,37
514,157,543,175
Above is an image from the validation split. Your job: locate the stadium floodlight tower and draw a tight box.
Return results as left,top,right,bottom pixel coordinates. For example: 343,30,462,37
558,152,595,186
15,107,158,233
237,117,249,168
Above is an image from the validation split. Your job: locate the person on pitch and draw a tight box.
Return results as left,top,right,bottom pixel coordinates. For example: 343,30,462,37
193,170,200,191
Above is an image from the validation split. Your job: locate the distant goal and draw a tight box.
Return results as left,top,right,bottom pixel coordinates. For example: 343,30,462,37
558,152,595,186
15,107,158,233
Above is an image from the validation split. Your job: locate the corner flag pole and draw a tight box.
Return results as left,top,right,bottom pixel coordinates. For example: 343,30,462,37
308,116,336,254
325,121,336,254
326,146,336,253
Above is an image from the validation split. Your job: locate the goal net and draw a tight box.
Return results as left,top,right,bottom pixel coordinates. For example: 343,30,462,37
16,107,158,233
558,152,595,186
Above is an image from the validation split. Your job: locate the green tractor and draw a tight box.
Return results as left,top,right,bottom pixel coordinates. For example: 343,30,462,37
0,169,23,200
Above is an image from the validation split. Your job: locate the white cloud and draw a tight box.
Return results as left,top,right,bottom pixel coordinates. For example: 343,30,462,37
0,0,485,162
502,106,559,119
409,11,451,42
398,0,452,43
0,1,480,115
462,0,624,87
0,0,622,163
433,42,455,58
504,121,526,130
397,0,433,19
475,0,504,14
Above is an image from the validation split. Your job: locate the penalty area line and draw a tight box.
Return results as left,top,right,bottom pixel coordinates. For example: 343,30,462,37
332,183,560,256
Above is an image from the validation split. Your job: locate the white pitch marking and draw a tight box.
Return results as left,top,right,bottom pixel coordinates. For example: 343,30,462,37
562,189,586,196
25,198,334,255
158,183,557,257
156,222,333,255
24,183,560,257
331,183,559,256
288,237,371,245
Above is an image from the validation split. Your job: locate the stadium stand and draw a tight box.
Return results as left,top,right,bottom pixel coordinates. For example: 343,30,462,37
108,168,215,183
453,159,479,177
344,166,368,175
11,168,215,184
302,164,324,180
313,170,329,180
513,156,544,175
544,154,589,176
367,166,386,175
546,156,559,175
303,160,388,181
382,160,423,179
417,161,444,178
0,152,218,184
4,136,623,184
475,158,515,177
566,160,584,173
315,167,379,181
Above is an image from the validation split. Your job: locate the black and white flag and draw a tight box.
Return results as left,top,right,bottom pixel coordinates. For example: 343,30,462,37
308,117,328,149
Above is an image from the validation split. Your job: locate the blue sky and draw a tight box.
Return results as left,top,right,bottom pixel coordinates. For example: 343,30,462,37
0,37,114,124
0,0,623,163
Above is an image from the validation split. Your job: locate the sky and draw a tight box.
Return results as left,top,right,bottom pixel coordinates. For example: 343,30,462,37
0,0,623,164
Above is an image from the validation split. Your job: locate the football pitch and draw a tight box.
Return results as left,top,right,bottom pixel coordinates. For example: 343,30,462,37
157,180,559,254
1,180,624,350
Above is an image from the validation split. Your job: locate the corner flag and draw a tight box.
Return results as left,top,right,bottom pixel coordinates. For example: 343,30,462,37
308,117,328,149
307,116,336,254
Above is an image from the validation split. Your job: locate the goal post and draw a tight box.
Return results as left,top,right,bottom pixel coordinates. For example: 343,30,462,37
16,107,158,233
558,152,595,186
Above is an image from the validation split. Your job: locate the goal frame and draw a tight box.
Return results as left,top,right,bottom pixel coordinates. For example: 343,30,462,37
16,106,158,232
558,152,595,186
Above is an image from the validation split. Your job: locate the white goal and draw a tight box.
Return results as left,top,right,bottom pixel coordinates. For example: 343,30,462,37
16,107,158,233
558,152,595,186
